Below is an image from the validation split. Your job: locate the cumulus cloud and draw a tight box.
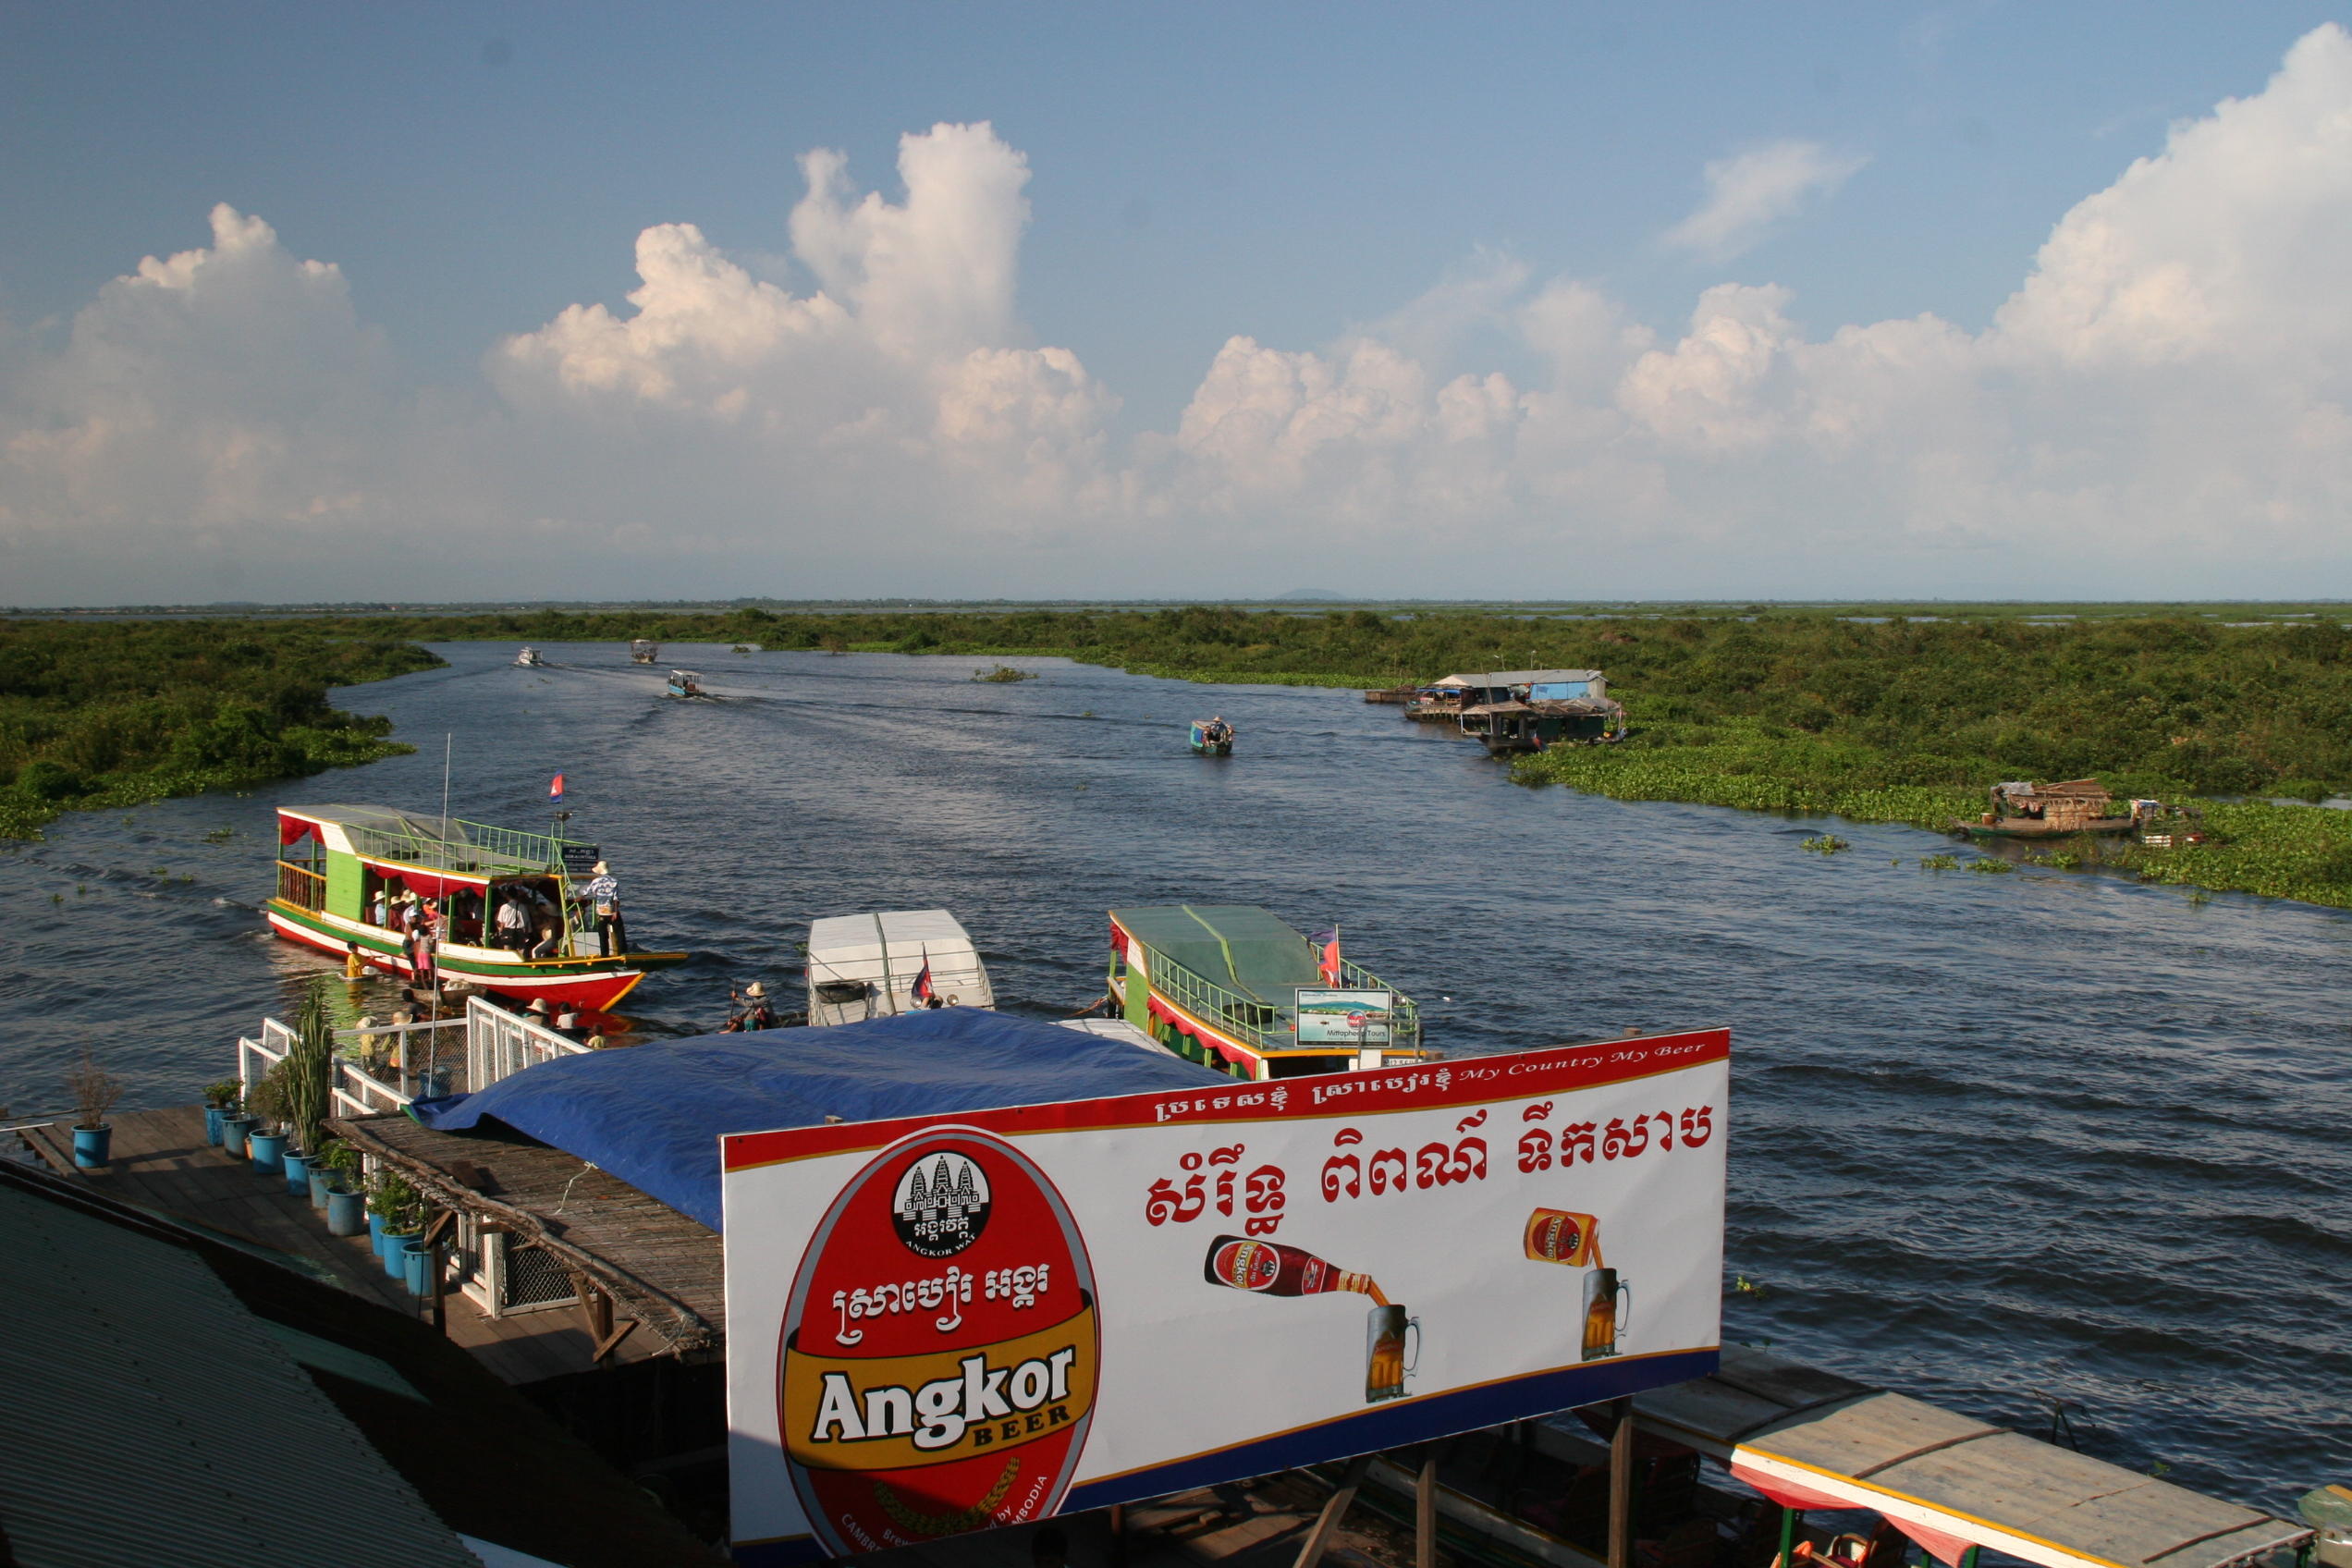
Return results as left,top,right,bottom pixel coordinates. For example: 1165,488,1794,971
1662,140,1869,262
8,30,2352,601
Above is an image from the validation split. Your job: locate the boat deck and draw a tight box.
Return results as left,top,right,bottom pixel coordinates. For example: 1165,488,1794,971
13,1105,677,1384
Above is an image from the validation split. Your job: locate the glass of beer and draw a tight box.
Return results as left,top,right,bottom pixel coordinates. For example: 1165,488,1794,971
1365,1304,1421,1403
1580,1268,1631,1361
1524,1208,1601,1268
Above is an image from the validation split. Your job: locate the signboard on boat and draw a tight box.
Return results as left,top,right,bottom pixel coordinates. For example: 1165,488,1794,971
721,1028,1728,1564
1293,986,1397,1046
559,842,600,879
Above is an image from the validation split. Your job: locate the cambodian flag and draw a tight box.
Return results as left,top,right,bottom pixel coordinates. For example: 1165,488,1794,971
549,774,565,804
911,960,936,1003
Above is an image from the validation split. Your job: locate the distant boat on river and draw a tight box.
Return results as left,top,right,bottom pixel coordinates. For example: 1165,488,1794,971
1190,717,1234,755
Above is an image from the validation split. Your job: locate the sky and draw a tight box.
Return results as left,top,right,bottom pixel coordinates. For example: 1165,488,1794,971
5,2,2352,605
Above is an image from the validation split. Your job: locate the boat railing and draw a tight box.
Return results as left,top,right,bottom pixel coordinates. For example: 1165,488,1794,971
275,861,327,912
1135,944,1286,1050
1332,957,1422,1049
466,995,591,1092
338,816,591,878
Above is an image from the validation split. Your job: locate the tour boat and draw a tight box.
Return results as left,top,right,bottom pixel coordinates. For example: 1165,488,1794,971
630,639,659,664
1189,718,1234,755
665,669,706,699
266,804,687,1013
514,645,545,667
1108,905,1431,1079
803,909,996,1025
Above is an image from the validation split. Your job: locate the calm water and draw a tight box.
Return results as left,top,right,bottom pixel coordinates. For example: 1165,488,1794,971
3,643,2346,1510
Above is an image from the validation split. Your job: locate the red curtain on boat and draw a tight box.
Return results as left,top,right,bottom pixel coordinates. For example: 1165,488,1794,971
1109,926,1129,958
279,815,318,845
361,860,488,899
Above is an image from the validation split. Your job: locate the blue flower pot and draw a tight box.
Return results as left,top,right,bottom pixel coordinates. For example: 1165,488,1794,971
203,1106,228,1145
400,1239,435,1296
367,1212,388,1256
72,1123,113,1169
283,1151,312,1196
379,1231,419,1280
221,1115,256,1159
308,1165,335,1209
325,1187,367,1236
248,1130,287,1176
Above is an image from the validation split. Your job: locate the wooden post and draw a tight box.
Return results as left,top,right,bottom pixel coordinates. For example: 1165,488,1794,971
1292,1454,1373,1568
1609,1397,1635,1568
1108,1503,1126,1568
1414,1451,1438,1568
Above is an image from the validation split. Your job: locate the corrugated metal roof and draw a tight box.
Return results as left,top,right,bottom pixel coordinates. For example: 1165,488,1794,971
0,1182,479,1568
1432,668,1602,686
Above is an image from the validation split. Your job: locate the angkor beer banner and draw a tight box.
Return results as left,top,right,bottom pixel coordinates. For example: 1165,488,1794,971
722,1029,1729,1565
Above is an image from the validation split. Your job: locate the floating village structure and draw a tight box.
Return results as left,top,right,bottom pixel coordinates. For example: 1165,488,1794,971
1962,779,2140,838
1402,669,1626,753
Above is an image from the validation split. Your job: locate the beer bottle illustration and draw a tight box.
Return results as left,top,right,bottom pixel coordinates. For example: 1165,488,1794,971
1203,1235,1390,1306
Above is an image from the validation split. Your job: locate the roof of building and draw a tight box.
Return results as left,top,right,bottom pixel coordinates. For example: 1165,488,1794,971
1432,668,1603,687
0,1160,717,1568
1635,1345,2308,1568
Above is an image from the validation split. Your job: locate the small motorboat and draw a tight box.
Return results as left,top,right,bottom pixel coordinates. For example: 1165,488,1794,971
665,669,710,700
514,645,545,668
1190,717,1235,755
803,909,996,1026
630,639,660,665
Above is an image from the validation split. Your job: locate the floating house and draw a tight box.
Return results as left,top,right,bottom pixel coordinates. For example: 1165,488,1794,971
1107,904,1427,1078
1425,669,1626,753
1962,780,2138,839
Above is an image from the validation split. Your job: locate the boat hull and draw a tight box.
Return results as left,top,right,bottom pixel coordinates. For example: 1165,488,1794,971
1955,818,2138,839
265,901,680,1012
1190,740,1232,756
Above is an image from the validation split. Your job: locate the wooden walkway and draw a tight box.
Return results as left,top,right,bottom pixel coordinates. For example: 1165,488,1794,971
14,1106,660,1385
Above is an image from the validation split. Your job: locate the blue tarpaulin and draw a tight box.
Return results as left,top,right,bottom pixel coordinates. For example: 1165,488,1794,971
410,1009,1229,1230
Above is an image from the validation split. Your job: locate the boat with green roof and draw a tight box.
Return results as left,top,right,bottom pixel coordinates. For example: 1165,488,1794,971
1106,905,1429,1079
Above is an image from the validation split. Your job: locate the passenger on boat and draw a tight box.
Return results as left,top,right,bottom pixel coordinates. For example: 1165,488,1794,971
370,888,389,928
582,862,625,956
496,892,530,951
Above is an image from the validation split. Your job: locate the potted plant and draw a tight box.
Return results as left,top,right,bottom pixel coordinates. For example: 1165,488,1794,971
369,1171,424,1280
311,1137,354,1209
202,1080,241,1145
67,1050,123,1170
243,1063,290,1176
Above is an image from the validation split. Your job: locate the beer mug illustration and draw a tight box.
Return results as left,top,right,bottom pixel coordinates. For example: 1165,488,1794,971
1524,1208,1602,1268
1581,1268,1631,1361
1366,1304,1421,1403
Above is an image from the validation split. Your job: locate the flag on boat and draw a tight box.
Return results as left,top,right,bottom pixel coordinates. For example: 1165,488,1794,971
1310,927,1341,983
911,960,936,1004
549,774,565,804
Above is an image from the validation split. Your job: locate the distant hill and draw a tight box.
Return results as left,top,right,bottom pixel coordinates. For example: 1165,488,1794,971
1275,588,1348,601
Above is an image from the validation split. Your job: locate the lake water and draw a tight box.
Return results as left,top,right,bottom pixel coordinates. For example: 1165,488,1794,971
3,643,2344,1512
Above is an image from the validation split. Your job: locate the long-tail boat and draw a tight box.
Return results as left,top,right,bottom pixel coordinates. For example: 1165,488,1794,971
1107,905,1431,1079
267,804,686,1012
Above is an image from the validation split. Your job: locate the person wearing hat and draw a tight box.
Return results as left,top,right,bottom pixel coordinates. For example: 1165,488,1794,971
581,860,624,957
728,981,776,1032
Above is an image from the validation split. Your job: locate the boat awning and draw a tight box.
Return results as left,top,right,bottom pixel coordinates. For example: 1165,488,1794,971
1459,701,1535,716
1635,1347,2308,1568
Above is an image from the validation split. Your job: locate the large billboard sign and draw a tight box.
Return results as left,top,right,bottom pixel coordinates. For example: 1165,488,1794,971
723,1029,1729,1565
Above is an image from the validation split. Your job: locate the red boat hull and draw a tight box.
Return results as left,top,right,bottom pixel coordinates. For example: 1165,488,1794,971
266,905,655,1013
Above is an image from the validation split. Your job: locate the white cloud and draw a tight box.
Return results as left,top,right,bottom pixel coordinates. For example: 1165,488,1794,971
9,30,2352,601
1662,140,1869,262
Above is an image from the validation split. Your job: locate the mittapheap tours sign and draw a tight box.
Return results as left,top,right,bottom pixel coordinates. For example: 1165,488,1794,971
722,1028,1729,1565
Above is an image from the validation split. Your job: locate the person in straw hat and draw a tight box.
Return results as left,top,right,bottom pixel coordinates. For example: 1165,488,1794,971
727,980,776,1032
580,860,624,956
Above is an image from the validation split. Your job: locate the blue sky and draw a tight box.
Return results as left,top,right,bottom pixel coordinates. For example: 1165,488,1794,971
5,4,2351,602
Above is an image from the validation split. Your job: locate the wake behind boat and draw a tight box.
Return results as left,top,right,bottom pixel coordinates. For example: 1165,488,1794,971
266,804,687,1012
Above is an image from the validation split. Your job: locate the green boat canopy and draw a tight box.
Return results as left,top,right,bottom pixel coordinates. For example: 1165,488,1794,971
1111,905,1325,1007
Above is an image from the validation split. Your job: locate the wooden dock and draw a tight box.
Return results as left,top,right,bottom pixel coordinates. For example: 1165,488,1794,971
14,1106,668,1384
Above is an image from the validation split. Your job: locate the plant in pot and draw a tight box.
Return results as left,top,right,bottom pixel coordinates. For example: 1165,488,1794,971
322,1141,369,1237
243,1062,291,1177
67,1050,124,1170
369,1171,425,1280
202,1080,241,1146
277,978,338,1197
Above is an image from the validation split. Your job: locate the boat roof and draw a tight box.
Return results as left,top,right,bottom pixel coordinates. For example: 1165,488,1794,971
1110,905,1325,1006
806,909,977,964
278,805,571,877
1635,1345,2307,1568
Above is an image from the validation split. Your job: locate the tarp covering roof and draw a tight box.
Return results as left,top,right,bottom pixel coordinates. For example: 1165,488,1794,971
410,1009,1229,1230
1432,668,1602,688
1110,904,1324,1007
1635,1346,2308,1568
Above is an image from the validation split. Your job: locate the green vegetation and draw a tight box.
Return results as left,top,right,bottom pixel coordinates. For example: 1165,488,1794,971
0,619,437,839
1801,835,1852,854
973,664,1039,682
18,602,2352,909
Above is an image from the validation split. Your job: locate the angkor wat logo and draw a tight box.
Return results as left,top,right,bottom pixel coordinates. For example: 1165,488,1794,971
890,1151,992,1258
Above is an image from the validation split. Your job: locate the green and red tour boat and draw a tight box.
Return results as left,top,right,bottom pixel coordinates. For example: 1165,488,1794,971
267,804,686,1013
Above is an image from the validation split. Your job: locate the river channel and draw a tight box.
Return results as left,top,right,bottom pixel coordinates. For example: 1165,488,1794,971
3,642,2345,1510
